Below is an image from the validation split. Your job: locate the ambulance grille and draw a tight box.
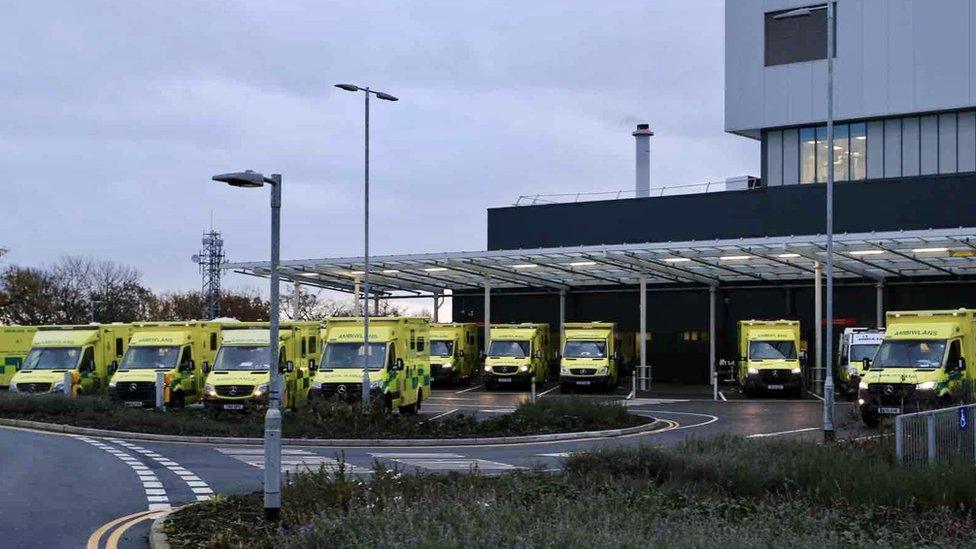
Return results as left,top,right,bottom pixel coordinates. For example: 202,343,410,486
571,368,598,376
758,370,792,383
115,382,156,400
16,383,51,393
215,385,254,397
492,366,518,374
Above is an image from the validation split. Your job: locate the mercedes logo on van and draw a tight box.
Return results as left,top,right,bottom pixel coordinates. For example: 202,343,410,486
28,384,36,393
337,384,347,395
130,383,138,393
884,385,894,395
229,386,238,395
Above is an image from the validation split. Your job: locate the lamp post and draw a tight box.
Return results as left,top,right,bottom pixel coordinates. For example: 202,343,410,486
211,169,284,520
775,3,836,442
334,83,398,394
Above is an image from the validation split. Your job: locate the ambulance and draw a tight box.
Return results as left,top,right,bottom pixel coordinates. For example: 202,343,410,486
9,324,132,396
0,326,38,390
858,309,976,427
428,323,479,386
311,317,430,414
836,327,884,398
737,320,803,397
559,322,634,392
108,322,223,408
204,322,319,411
483,323,551,390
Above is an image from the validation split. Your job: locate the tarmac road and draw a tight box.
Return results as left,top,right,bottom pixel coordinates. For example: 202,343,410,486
0,381,868,548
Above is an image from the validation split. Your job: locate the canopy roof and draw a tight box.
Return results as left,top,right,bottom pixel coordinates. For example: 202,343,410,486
226,228,976,296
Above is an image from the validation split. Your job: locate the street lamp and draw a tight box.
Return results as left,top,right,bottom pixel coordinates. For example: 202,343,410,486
211,169,284,520
775,3,836,442
334,83,398,398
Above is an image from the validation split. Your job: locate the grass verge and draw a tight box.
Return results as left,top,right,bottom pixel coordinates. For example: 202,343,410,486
0,393,645,438
164,434,976,548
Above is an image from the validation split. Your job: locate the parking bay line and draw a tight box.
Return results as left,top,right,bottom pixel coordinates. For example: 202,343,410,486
747,427,819,438
455,384,483,394
429,408,459,420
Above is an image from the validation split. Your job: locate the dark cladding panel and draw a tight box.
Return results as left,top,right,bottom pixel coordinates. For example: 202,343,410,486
488,175,976,250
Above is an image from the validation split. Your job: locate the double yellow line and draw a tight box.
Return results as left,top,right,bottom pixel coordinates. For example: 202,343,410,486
87,508,169,549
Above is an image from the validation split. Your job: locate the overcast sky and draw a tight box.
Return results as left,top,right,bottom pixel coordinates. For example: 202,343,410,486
2,0,757,309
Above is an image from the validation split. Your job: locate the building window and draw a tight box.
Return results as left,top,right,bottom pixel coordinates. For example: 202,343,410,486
850,123,866,180
832,124,849,182
800,127,816,183
816,126,829,183
764,4,833,67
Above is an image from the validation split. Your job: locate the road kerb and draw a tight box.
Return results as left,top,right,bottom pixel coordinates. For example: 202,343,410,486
0,416,664,447
149,508,175,549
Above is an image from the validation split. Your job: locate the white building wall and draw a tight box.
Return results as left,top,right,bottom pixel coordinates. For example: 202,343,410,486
727,0,976,136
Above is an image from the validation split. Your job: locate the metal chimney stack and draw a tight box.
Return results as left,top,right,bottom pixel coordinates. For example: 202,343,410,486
632,123,653,198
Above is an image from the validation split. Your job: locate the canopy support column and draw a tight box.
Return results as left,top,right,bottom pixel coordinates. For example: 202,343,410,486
433,291,441,323
814,261,823,397
876,280,885,329
639,277,648,392
559,290,566,342
710,285,717,401
484,276,491,344
293,280,301,320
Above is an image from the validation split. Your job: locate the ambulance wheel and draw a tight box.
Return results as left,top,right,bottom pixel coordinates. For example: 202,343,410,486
559,383,572,394
485,379,496,391
861,411,880,428
398,401,418,415
167,391,185,410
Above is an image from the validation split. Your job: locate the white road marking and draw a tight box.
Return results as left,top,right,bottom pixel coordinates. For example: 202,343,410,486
536,452,571,458
623,398,690,406
76,436,171,511
478,408,516,413
109,439,215,502
429,408,459,420
538,386,560,396
747,427,819,438
370,452,521,472
807,391,825,401
718,391,727,402
215,447,367,474
455,384,483,394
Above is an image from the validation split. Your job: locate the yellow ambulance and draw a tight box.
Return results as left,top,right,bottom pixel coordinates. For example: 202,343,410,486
737,320,803,397
483,323,551,390
10,324,132,396
204,322,319,411
108,322,223,408
0,326,38,390
311,317,430,414
428,323,479,386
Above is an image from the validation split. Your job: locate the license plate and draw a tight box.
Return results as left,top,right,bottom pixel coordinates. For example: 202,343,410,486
223,403,244,410
576,380,591,385
497,378,512,383
767,384,784,390
879,407,902,415
124,401,144,407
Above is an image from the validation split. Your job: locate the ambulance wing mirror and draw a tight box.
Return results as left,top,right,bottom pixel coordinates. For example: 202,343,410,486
457,349,465,358
862,357,872,371
284,361,295,373
109,361,119,374
954,357,966,372
202,361,211,374
308,359,317,373
394,358,405,371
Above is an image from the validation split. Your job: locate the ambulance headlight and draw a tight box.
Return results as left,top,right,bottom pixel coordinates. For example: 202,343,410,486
598,367,608,376
8,384,17,393
484,365,491,373
253,383,269,396
858,381,869,390
108,380,117,388
519,365,529,372
916,381,937,391
313,381,323,390
560,368,570,375
51,381,65,393
791,367,802,374
369,380,383,390
441,362,452,369
747,367,759,375
205,383,216,396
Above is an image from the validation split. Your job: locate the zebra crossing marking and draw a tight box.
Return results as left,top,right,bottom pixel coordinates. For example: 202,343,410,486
215,447,368,474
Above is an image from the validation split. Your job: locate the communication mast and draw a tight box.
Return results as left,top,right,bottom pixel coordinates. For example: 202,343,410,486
191,230,226,320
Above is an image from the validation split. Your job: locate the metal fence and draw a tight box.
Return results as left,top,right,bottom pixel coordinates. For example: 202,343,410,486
895,403,976,465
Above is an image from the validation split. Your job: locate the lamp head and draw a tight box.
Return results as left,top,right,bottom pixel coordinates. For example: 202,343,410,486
212,170,265,188
335,83,360,92
374,92,399,102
